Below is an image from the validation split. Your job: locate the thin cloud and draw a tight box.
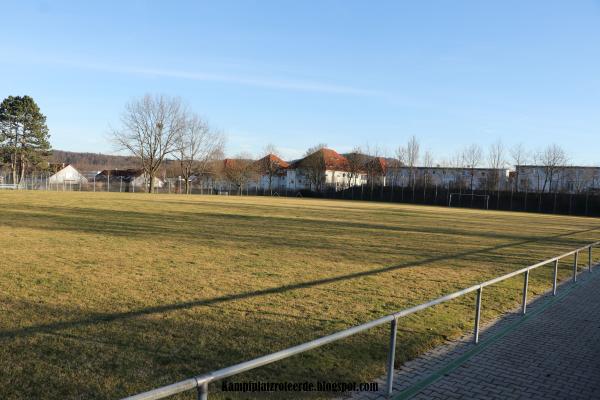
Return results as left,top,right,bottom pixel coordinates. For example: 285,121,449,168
55,59,384,97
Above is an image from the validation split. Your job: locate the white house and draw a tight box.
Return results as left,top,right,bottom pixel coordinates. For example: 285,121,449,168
285,148,366,191
96,169,164,190
250,154,290,193
515,165,600,193
48,164,88,184
387,166,510,190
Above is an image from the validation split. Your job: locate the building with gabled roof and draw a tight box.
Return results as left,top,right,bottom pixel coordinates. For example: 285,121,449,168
252,154,290,193
365,157,388,187
48,163,88,184
285,148,366,192
256,154,290,170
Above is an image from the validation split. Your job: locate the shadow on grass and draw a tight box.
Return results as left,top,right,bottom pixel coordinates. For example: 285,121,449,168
0,297,453,400
1,222,595,341
1,199,598,399
4,204,595,246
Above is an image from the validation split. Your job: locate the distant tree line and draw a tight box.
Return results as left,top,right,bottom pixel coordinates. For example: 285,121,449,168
50,150,141,171
3,93,596,202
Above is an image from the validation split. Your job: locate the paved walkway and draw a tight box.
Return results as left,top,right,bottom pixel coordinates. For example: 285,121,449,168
344,266,600,400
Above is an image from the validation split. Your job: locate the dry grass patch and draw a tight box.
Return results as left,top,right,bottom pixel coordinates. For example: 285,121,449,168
0,191,598,399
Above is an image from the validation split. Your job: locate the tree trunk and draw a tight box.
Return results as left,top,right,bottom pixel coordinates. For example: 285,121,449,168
12,126,18,185
18,154,26,185
148,175,154,193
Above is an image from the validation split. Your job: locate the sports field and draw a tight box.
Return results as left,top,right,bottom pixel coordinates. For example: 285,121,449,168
1,191,598,399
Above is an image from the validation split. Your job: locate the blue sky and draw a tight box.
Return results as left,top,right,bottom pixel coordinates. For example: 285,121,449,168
2,1,599,164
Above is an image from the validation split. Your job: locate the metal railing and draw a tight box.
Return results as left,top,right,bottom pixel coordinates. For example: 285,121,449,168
123,241,599,400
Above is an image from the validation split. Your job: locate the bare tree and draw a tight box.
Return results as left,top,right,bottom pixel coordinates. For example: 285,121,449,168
405,136,420,189
257,144,286,195
538,144,568,193
462,143,483,191
112,94,187,193
393,146,409,199
175,114,225,194
223,153,256,195
532,150,544,192
346,146,366,198
567,167,595,194
387,157,400,201
420,150,434,200
195,132,225,194
387,146,406,199
487,140,506,191
301,143,328,192
510,143,528,192
364,144,384,199
447,150,466,190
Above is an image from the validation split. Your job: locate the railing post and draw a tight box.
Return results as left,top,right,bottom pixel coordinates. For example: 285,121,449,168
385,318,398,397
197,381,208,400
589,246,593,272
573,251,579,282
474,287,482,344
552,259,559,296
522,270,529,315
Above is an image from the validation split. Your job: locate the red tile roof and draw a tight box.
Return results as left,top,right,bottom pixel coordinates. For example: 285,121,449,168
369,157,387,174
255,154,290,169
223,158,237,169
293,148,350,171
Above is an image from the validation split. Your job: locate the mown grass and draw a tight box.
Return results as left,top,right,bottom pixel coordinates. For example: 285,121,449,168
0,191,598,399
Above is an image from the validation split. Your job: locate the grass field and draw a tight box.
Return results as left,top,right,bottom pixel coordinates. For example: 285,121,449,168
1,191,599,399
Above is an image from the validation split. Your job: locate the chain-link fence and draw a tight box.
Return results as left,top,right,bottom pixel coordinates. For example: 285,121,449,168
4,176,600,217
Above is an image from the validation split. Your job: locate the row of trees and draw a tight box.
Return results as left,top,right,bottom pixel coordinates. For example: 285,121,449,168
343,137,573,194
208,138,572,196
112,94,225,193
0,93,584,197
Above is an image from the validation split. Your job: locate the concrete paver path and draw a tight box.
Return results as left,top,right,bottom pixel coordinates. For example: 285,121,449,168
345,266,600,400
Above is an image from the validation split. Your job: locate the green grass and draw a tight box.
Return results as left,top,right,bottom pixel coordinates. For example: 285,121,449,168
0,191,598,399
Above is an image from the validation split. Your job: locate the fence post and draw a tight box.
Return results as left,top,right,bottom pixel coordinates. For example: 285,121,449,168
197,381,208,400
553,259,559,296
522,270,529,314
474,287,482,344
573,251,579,282
589,246,593,272
385,318,398,397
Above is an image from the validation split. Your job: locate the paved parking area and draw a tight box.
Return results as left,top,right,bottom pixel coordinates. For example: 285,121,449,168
344,266,600,400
